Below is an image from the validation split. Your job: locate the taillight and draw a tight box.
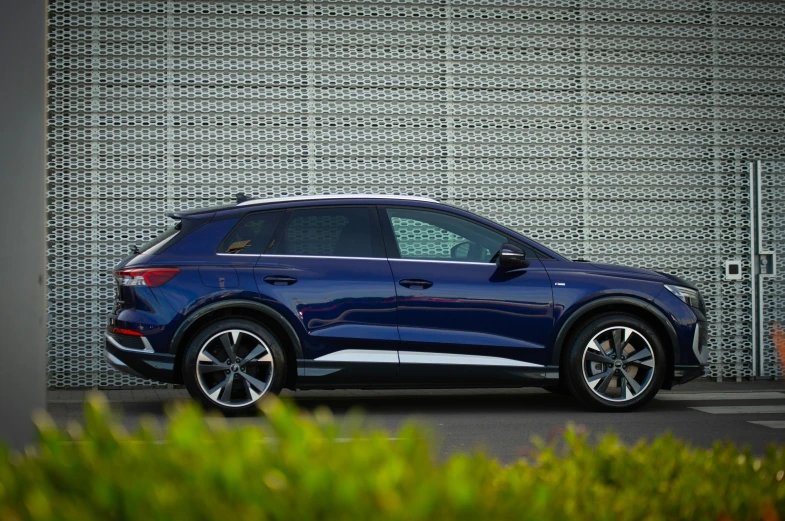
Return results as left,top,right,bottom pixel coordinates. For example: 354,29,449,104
113,268,180,288
110,327,143,337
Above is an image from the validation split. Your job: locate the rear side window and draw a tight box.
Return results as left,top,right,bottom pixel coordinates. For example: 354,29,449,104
140,221,181,255
218,211,283,254
274,207,383,258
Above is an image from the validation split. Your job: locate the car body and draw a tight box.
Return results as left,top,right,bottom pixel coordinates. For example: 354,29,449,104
105,194,708,412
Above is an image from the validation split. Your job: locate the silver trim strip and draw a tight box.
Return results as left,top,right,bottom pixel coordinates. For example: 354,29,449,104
218,253,387,260
399,351,543,367
314,349,399,363
238,194,438,207
312,349,542,368
260,254,388,261
105,332,154,353
217,254,494,264
692,324,709,365
390,258,496,266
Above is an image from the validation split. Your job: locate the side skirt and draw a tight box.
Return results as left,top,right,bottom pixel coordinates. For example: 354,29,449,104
297,359,560,390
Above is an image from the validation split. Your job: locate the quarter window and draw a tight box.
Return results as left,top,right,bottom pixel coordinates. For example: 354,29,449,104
275,207,382,258
384,208,507,263
218,211,283,254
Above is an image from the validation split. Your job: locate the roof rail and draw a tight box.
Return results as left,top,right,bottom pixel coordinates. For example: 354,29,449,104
236,194,439,207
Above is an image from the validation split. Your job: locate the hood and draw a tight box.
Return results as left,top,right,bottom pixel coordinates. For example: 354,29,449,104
589,263,678,284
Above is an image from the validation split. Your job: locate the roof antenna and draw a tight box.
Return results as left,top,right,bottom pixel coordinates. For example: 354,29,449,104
235,193,252,204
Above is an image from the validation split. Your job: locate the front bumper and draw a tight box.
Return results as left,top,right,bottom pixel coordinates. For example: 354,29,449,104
672,364,705,385
104,333,178,383
670,319,708,386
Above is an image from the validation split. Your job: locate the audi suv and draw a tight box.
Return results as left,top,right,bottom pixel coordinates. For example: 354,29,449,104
105,194,708,413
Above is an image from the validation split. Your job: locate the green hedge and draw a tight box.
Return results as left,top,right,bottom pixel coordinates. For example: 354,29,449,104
2,395,785,521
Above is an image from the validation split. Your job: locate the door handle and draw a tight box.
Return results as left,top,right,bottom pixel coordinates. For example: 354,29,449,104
399,278,433,290
263,275,297,286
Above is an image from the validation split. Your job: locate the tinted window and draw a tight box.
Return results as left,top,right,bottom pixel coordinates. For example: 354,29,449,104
276,207,381,258
140,221,180,254
218,211,282,254
384,208,507,263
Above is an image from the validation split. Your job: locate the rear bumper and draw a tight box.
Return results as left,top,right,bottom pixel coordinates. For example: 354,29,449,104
104,333,178,383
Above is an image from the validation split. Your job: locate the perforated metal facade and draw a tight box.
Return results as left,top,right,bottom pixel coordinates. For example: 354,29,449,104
47,0,785,387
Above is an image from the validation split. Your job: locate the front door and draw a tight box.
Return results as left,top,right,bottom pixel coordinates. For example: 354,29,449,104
379,206,554,386
254,205,399,387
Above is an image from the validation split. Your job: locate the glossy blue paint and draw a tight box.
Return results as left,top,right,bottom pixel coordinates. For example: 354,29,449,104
390,258,554,368
105,195,707,390
254,255,399,382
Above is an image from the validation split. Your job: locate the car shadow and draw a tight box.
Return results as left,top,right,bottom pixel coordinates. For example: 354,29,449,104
46,387,679,432
285,388,677,416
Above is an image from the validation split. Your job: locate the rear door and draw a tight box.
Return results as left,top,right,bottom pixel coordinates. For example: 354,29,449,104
379,206,554,386
253,205,400,387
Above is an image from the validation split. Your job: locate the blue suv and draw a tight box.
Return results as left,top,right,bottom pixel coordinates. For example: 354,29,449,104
106,194,708,413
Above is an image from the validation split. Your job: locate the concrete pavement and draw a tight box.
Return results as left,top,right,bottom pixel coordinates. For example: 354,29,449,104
47,380,785,463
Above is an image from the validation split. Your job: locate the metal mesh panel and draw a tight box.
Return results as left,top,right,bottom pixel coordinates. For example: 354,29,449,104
47,0,785,387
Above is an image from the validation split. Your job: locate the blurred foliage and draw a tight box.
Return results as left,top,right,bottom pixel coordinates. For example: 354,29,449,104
1,394,785,521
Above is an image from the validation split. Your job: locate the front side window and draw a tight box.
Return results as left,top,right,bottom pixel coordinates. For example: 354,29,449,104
275,206,382,258
384,207,507,263
218,211,283,254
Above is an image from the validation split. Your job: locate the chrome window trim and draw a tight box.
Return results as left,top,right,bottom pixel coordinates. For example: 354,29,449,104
216,253,497,264
105,332,154,353
390,258,497,266
237,194,438,207
260,254,388,261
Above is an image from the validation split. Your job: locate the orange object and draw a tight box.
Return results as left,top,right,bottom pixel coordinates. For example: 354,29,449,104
772,322,785,373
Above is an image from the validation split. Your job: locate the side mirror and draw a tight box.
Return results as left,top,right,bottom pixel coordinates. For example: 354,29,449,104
497,243,529,269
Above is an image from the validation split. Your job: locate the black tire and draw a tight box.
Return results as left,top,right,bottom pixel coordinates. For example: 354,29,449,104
182,318,287,415
564,313,665,411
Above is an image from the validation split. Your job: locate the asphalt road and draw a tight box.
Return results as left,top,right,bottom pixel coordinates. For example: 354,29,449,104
47,382,785,463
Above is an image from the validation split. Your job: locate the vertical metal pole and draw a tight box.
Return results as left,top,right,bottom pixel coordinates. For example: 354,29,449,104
754,160,765,377
0,0,47,450
749,160,764,378
750,161,758,378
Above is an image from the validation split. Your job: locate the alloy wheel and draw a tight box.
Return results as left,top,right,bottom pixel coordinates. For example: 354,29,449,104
195,329,274,408
581,326,656,402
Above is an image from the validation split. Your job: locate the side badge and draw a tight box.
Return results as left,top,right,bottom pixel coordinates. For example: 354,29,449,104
554,282,566,286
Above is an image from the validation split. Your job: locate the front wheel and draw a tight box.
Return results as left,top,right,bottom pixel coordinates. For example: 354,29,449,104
182,318,287,414
565,313,665,411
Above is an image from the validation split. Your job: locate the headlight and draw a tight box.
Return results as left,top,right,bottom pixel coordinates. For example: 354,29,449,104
664,284,702,309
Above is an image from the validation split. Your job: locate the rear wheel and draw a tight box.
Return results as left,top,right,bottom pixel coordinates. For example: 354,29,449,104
182,318,286,414
565,313,665,411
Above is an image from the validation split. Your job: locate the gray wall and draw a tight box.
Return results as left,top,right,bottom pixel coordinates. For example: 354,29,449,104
46,0,785,387
1,0,47,447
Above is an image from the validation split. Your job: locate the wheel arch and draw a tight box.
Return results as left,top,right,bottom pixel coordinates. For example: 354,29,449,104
169,299,303,390
551,296,679,389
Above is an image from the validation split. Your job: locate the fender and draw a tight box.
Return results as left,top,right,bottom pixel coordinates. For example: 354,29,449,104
168,299,303,360
550,296,679,366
